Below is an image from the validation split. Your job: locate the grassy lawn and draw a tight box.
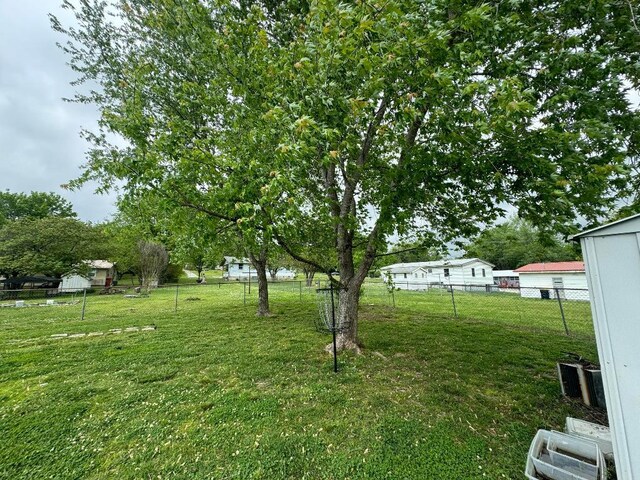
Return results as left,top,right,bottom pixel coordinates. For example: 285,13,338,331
0,284,600,479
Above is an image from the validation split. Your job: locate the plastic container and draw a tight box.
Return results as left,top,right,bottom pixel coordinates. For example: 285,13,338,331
565,418,613,460
525,430,606,480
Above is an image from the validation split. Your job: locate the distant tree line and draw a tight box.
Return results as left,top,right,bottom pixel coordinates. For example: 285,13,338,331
462,218,580,270
0,191,181,288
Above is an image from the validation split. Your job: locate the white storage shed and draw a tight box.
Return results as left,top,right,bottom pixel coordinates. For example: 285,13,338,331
573,213,640,480
514,262,589,301
59,260,116,292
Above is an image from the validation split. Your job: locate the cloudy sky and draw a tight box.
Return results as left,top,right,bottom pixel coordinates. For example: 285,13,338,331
0,0,118,223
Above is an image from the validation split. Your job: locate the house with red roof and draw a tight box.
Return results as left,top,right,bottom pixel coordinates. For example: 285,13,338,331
513,261,589,301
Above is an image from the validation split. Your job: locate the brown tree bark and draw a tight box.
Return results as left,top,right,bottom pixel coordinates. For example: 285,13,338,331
333,238,377,353
248,247,270,317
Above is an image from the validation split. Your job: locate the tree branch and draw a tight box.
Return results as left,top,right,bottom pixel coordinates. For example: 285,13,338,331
272,231,335,279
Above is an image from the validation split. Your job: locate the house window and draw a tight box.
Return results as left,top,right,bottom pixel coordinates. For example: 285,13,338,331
444,268,450,277
471,268,476,277
422,273,425,278
403,273,407,279
482,268,486,277
393,273,397,279
414,273,418,278
428,268,432,273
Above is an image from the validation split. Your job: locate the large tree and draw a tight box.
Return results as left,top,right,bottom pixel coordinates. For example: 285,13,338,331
0,191,76,227
463,218,580,270
54,0,638,350
0,217,104,281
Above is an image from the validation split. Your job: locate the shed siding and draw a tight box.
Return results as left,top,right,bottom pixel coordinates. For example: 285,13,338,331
579,221,640,479
518,272,589,300
59,275,91,292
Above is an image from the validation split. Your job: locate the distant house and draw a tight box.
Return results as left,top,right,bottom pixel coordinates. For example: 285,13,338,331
513,261,588,301
493,270,520,289
220,257,296,281
59,260,116,292
380,258,494,290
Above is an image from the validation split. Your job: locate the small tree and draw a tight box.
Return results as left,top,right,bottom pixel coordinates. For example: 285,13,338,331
137,240,168,290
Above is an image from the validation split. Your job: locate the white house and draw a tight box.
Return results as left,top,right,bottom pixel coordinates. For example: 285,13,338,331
513,261,589,301
59,260,116,292
221,257,296,281
380,258,494,290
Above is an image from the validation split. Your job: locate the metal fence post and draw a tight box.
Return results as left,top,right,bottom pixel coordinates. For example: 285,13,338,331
243,282,246,306
174,284,179,313
450,285,458,318
555,288,569,335
330,283,338,373
299,280,302,301
81,288,87,320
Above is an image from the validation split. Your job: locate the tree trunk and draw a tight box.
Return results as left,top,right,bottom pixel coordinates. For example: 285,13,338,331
330,234,368,352
305,269,316,287
330,221,379,352
255,265,270,316
248,248,270,317
333,281,363,352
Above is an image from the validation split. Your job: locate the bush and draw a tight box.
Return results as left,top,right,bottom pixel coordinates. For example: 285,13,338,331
162,263,182,284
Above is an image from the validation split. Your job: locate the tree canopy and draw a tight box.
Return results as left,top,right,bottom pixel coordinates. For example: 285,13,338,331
0,191,76,227
463,218,580,270
53,0,639,349
0,217,104,279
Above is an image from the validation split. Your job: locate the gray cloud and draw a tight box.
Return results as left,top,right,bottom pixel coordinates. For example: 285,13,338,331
0,0,117,223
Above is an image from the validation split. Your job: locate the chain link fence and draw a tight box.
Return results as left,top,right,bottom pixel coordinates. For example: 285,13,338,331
0,280,313,318
1,278,594,339
359,280,594,338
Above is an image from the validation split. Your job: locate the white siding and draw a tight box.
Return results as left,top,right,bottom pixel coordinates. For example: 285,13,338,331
273,268,297,280
392,269,430,290
383,261,494,291
444,261,494,290
59,275,91,292
226,262,258,280
226,262,296,280
518,272,589,300
577,213,640,479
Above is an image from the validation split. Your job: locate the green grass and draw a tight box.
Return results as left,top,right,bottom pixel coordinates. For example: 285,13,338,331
0,283,599,479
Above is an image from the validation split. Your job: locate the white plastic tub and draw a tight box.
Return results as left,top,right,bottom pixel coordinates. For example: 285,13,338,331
565,417,613,460
525,430,606,480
